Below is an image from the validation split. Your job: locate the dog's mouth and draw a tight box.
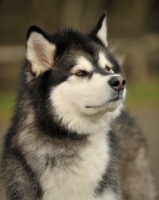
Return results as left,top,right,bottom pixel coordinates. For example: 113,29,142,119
86,96,123,109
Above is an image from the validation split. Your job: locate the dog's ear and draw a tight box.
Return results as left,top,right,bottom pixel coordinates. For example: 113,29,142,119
90,12,108,47
26,26,56,76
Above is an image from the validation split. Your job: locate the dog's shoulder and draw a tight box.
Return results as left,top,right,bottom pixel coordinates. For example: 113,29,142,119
113,111,156,199
114,111,147,158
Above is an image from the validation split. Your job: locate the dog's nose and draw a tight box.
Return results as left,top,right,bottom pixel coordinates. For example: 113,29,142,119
108,76,126,91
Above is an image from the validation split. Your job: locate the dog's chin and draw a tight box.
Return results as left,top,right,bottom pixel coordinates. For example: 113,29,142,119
84,98,124,116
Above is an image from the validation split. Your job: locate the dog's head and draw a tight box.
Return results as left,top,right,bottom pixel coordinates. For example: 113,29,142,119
25,13,126,133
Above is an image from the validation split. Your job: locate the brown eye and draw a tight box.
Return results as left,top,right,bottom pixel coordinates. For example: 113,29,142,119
75,70,87,76
105,65,111,72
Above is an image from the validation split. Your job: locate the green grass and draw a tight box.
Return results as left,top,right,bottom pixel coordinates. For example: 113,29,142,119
0,92,16,123
126,82,159,110
0,83,159,123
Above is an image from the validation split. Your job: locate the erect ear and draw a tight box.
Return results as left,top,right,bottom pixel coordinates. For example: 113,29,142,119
26,26,56,76
90,12,108,46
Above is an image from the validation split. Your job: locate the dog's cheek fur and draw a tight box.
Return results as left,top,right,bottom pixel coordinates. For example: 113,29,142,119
49,73,125,135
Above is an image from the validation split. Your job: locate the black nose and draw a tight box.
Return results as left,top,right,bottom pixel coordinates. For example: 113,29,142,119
108,76,126,91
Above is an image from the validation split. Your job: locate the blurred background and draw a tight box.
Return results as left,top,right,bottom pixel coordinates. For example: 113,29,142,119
0,0,159,196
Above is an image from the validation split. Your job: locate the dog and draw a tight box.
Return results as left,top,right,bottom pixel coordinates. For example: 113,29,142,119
1,12,156,200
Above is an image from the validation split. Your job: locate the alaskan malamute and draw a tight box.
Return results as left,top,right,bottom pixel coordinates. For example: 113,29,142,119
1,12,156,200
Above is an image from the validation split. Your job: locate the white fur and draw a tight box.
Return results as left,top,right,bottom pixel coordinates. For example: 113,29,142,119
97,189,118,200
71,56,93,73
97,18,107,46
26,32,56,76
98,52,113,72
41,132,110,200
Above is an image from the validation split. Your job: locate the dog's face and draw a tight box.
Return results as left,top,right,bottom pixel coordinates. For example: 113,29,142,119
51,51,126,117
25,13,126,132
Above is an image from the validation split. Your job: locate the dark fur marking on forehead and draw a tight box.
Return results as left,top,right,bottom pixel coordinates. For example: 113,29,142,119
51,28,121,74
52,29,88,51
48,28,96,59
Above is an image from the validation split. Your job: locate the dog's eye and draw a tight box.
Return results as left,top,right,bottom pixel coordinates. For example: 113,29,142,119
75,70,87,76
105,65,111,72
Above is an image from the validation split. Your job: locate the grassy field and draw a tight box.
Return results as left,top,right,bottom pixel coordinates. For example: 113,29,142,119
0,91,16,123
126,82,159,110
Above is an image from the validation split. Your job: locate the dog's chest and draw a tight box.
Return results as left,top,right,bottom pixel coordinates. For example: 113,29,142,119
40,133,110,200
